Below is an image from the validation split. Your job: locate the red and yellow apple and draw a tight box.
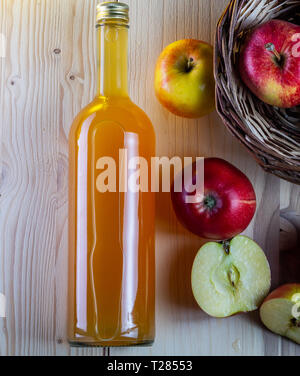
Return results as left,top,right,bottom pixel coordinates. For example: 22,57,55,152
155,39,215,118
260,284,300,344
239,19,300,108
192,236,271,318
171,158,256,240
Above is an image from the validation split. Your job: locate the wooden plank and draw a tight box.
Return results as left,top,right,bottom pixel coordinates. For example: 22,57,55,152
0,0,102,356
56,0,104,357
0,0,63,355
280,181,300,356
0,0,299,356
110,0,281,356
256,175,280,356
0,0,7,357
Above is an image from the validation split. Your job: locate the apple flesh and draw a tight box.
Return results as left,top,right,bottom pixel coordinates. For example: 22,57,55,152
239,20,300,108
191,236,271,318
260,284,300,344
171,158,256,240
155,39,215,118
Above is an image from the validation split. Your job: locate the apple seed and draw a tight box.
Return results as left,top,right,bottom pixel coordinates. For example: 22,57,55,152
228,265,240,288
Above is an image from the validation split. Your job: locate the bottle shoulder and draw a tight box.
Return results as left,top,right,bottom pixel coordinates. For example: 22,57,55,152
69,97,155,139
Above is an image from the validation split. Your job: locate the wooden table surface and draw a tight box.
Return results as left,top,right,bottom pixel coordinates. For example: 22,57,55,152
0,0,299,356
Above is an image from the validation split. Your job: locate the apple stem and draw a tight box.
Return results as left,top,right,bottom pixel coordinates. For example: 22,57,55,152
186,58,194,73
265,43,281,62
222,240,231,255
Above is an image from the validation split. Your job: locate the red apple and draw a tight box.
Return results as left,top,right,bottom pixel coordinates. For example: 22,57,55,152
260,284,300,344
171,158,256,240
155,39,215,118
239,19,300,108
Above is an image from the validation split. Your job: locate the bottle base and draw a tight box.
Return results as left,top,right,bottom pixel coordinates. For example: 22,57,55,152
68,339,154,348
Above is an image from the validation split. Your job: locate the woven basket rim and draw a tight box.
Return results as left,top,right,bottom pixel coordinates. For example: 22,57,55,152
214,0,300,184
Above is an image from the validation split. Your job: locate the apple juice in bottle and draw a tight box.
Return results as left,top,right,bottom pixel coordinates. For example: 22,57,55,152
68,2,155,347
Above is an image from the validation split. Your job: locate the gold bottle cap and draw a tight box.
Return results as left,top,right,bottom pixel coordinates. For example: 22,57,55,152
97,2,129,24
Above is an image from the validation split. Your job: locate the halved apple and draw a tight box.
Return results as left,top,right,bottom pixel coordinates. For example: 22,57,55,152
191,235,271,318
260,284,300,344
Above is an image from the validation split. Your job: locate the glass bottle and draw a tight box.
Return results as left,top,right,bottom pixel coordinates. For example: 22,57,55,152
68,2,155,347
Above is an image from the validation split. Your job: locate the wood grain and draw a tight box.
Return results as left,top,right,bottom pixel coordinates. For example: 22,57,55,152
280,181,300,356
0,0,299,356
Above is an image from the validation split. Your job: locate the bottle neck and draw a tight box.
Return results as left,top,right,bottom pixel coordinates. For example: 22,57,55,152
97,23,129,98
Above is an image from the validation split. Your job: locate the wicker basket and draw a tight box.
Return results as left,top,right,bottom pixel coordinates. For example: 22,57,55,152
215,0,300,184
